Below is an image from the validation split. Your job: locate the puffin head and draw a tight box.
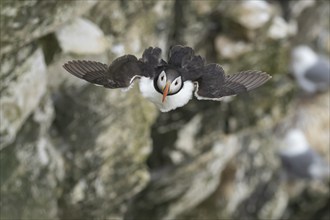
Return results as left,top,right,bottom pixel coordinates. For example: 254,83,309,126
154,68,183,103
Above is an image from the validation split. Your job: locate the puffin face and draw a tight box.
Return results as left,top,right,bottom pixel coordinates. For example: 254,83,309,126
155,69,183,102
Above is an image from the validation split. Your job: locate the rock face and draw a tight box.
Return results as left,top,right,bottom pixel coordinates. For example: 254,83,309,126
54,85,156,219
0,47,47,149
0,96,62,220
1,0,329,220
55,17,109,55
0,0,97,56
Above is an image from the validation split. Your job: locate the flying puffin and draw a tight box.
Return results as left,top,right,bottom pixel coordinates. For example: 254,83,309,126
63,45,271,112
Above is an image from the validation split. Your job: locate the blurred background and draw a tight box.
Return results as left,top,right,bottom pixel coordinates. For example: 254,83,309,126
0,0,329,219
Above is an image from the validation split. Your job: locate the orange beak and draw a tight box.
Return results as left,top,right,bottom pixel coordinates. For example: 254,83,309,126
162,82,170,103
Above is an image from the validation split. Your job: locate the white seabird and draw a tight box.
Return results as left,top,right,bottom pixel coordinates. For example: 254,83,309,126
278,128,329,180
291,45,330,94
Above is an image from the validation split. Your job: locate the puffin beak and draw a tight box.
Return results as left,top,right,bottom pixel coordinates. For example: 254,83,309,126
162,82,171,103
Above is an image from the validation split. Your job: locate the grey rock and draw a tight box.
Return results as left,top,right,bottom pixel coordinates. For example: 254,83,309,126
268,16,296,40
215,35,253,60
86,0,174,54
0,47,47,149
55,17,109,55
280,180,330,220
53,84,157,219
0,95,64,220
125,135,239,220
177,126,326,220
0,44,37,90
1,0,329,219
140,127,283,220
0,0,97,56
293,0,330,45
229,0,273,30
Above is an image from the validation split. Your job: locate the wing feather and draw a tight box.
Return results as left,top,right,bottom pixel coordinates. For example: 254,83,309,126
226,71,271,91
168,45,205,81
63,54,153,89
195,64,271,100
141,47,163,68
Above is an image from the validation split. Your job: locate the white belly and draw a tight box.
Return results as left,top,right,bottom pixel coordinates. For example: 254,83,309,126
139,77,195,112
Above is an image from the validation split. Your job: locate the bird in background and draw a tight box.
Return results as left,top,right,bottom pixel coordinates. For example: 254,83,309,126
278,128,329,181
290,45,330,95
63,45,271,112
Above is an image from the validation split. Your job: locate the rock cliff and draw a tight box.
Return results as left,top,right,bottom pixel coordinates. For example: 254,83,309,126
1,0,329,219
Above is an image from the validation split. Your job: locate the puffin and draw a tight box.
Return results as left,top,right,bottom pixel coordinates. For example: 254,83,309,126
63,45,271,112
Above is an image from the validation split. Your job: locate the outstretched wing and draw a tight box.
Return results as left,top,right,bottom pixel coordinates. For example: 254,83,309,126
63,54,155,89
195,64,271,100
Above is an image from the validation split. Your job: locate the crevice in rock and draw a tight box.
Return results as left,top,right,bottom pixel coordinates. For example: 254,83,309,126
38,33,61,65
167,0,187,46
147,108,197,170
178,160,237,219
233,173,281,220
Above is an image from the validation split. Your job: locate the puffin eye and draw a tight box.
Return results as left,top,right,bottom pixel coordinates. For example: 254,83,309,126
170,77,182,94
157,71,166,91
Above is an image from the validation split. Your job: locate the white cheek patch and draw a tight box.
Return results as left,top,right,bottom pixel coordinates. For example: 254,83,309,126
139,77,194,112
